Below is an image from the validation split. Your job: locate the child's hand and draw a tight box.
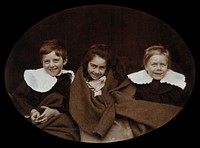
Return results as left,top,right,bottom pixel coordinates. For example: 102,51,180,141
37,106,60,123
30,109,40,124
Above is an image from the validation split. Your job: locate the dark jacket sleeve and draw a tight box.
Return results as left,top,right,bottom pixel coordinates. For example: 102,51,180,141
12,80,34,116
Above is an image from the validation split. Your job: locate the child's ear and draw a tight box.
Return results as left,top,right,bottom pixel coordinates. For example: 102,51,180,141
63,57,68,65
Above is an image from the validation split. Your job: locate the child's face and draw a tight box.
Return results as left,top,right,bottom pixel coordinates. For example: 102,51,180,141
87,55,107,80
42,51,67,77
145,54,168,80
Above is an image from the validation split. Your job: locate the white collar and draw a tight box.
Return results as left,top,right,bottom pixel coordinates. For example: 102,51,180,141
24,68,75,92
127,69,186,90
86,76,106,96
86,76,106,91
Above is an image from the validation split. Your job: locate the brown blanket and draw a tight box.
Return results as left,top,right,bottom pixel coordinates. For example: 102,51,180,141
27,93,80,141
69,66,182,138
36,113,79,141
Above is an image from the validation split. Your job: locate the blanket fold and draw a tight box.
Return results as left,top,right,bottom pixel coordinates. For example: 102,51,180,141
69,66,182,138
27,93,80,141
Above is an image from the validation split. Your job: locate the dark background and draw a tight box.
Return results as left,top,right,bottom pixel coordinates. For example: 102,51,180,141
1,0,199,147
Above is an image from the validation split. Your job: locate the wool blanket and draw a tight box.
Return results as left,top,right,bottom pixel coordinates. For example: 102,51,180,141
69,66,182,138
26,93,80,141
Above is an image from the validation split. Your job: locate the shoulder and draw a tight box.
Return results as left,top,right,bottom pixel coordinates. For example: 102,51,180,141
127,70,153,84
24,68,57,92
161,69,186,90
61,69,75,83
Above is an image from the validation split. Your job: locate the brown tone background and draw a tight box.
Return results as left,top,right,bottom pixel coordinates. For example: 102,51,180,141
2,1,198,146
5,5,195,101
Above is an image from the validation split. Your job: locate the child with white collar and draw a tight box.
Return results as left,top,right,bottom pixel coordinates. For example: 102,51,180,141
12,39,79,141
127,45,187,107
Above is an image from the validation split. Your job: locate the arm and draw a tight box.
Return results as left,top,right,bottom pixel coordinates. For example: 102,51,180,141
111,81,182,129
12,80,35,116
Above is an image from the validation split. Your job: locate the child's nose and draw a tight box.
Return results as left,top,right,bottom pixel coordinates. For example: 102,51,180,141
94,68,100,74
49,61,55,67
156,65,161,70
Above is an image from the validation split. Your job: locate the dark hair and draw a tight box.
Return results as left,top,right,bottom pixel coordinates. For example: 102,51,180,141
81,44,114,79
39,39,68,62
81,44,131,83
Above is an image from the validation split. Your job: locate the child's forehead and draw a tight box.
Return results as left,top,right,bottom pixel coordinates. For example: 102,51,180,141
149,54,168,61
42,51,62,58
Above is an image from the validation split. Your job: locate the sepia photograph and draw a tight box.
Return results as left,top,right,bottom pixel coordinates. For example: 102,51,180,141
2,1,197,146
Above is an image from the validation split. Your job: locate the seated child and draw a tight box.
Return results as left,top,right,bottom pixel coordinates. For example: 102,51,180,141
12,39,80,141
127,45,187,107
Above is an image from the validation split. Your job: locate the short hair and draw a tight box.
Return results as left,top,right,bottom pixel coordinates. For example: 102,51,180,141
142,44,171,69
39,39,68,61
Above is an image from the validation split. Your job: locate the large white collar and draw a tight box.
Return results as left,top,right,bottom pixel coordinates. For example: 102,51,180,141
127,69,186,90
24,68,75,92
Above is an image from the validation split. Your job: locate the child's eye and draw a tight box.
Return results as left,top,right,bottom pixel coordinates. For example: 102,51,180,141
151,63,157,66
92,65,97,68
53,59,59,63
160,63,167,66
44,60,50,64
100,67,106,70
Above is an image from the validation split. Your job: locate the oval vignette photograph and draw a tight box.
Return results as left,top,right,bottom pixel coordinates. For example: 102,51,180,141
5,5,195,143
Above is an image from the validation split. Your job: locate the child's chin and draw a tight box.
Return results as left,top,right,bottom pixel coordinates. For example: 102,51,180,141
153,77,163,80
49,73,58,77
91,77,100,80
47,71,59,77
